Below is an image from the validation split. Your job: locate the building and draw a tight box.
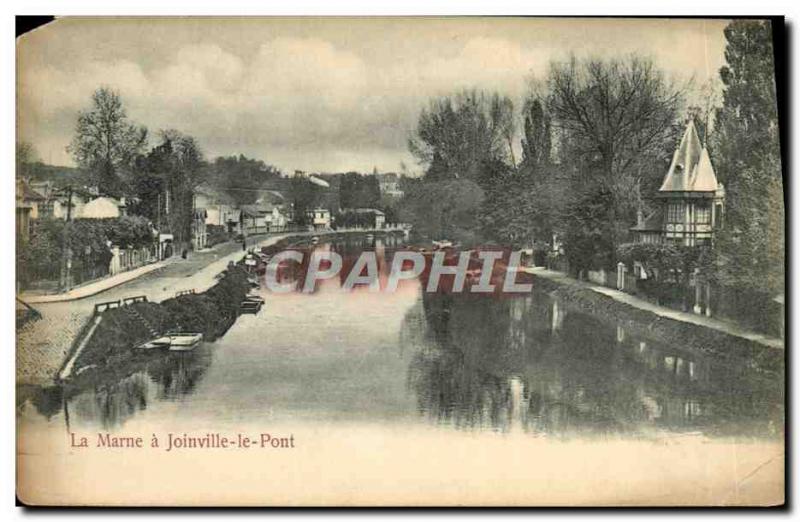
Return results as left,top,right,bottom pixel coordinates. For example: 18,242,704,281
78,196,127,219
306,208,332,230
631,121,725,247
16,180,44,240
192,208,208,250
346,208,386,229
241,200,289,235
376,172,404,199
27,181,96,220
195,186,242,235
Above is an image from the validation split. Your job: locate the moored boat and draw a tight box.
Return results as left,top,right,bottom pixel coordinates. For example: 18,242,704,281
136,336,172,350
165,331,204,351
240,300,263,314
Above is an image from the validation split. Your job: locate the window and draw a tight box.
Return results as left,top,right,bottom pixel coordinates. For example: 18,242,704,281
695,202,711,224
39,200,54,218
667,202,684,223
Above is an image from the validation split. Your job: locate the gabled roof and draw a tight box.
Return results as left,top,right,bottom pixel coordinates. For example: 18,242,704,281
20,183,46,201
241,201,281,217
659,121,719,193
240,205,261,218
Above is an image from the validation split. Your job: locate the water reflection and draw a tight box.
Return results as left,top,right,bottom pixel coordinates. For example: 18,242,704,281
405,291,783,439
18,235,783,440
22,345,212,430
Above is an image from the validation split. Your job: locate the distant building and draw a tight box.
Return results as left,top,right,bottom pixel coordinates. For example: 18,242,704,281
195,186,242,235
345,208,386,229
27,181,97,220
631,121,725,247
241,200,289,235
78,196,127,219
376,172,404,199
16,180,44,240
306,208,332,230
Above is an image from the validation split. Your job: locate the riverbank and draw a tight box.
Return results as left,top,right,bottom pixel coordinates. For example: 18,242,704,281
524,267,784,373
16,229,400,387
59,265,251,387
16,234,284,386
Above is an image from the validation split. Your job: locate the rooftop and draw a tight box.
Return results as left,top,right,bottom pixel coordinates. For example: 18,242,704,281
659,121,720,194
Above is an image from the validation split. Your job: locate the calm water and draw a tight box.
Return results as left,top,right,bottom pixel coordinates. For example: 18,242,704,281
19,235,784,440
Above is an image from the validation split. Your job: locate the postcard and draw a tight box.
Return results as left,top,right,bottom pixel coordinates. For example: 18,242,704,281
15,16,785,506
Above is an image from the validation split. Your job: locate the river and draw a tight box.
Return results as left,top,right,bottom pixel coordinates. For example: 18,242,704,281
18,234,783,441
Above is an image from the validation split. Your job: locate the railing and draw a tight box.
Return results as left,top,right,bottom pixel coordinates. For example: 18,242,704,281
117,246,157,273
93,300,121,314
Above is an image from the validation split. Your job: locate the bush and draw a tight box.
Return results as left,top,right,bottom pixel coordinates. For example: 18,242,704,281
207,224,229,247
17,216,156,287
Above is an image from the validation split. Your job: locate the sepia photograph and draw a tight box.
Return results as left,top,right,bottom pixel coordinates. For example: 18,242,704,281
14,15,785,507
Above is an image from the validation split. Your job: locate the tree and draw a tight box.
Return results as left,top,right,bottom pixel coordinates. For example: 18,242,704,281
289,176,322,226
409,89,514,186
544,55,684,268
208,155,282,206
480,163,569,250
712,20,784,296
16,141,37,178
129,130,205,251
519,98,552,175
399,179,485,245
339,172,381,209
68,87,147,196
561,182,615,278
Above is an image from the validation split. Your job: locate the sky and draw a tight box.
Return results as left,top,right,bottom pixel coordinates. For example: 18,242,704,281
17,17,730,174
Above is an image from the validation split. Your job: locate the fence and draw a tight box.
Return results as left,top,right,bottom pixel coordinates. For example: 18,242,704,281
243,223,308,236
122,246,156,272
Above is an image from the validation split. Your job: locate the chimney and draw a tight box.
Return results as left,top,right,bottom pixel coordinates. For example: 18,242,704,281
636,208,645,228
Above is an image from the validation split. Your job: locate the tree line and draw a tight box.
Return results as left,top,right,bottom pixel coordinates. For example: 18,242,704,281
400,20,783,299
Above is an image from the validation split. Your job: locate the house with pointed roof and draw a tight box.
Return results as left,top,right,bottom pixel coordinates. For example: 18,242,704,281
631,121,725,247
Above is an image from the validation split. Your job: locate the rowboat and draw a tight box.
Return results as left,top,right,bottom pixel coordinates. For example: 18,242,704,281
137,336,172,350
240,300,263,314
165,331,204,351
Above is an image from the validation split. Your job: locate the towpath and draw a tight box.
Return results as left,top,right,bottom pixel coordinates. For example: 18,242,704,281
16,234,289,386
522,266,784,351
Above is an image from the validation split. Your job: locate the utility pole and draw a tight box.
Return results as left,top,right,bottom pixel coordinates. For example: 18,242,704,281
156,192,161,259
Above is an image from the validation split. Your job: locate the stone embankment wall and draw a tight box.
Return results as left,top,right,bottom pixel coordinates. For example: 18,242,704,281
62,265,251,384
533,274,784,375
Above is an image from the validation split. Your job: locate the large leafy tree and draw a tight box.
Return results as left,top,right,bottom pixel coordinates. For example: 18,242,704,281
409,89,514,186
712,20,784,295
399,179,485,245
68,87,148,196
129,130,205,250
544,55,684,267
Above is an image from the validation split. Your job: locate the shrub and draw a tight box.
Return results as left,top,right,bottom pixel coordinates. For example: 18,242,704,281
207,224,229,247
